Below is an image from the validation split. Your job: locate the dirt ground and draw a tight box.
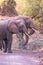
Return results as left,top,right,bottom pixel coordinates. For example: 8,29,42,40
12,31,43,52
8,32,43,65
0,32,43,65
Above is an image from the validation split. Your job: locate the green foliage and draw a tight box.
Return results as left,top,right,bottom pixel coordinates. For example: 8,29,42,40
15,0,43,18
0,0,18,16
0,0,43,30
15,0,39,16
15,0,43,32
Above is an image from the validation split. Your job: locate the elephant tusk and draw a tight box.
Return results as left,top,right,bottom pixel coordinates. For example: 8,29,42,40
32,28,40,33
25,32,30,37
32,28,36,31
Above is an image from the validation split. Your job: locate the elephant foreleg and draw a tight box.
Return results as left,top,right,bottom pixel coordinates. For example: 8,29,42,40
23,34,29,46
2,40,5,50
0,40,6,51
7,32,12,53
17,32,25,49
3,39,8,52
0,40,3,50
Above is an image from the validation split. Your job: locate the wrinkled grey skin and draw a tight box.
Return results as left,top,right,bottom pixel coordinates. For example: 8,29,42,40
13,16,36,48
0,19,29,53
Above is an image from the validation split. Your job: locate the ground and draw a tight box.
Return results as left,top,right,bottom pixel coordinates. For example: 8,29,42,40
0,32,43,65
0,49,43,65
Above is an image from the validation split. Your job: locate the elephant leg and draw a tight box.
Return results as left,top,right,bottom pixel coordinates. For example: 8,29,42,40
0,40,5,51
0,40,3,50
17,32,26,49
7,32,12,53
3,38,8,52
2,40,5,50
23,34,29,46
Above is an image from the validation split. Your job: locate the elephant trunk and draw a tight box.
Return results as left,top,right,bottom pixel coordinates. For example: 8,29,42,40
23,25,30,37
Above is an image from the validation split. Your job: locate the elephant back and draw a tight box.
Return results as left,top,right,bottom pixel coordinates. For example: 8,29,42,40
0,19,10,28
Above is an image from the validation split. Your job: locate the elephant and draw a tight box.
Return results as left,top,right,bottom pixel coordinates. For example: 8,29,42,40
0,19,29,53
12,16,37,48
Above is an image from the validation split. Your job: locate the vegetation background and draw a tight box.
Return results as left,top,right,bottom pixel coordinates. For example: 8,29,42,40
0,0,43,33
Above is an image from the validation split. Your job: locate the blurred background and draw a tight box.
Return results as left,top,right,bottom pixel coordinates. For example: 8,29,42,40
0,0,43,33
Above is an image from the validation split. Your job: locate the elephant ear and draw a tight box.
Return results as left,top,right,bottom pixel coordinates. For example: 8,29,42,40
8,22,18,33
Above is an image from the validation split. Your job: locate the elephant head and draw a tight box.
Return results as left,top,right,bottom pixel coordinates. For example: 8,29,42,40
8,19,29,37
13,16,37,35
24,16,37,35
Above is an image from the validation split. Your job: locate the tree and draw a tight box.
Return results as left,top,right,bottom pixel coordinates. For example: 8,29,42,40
0,0,18,16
